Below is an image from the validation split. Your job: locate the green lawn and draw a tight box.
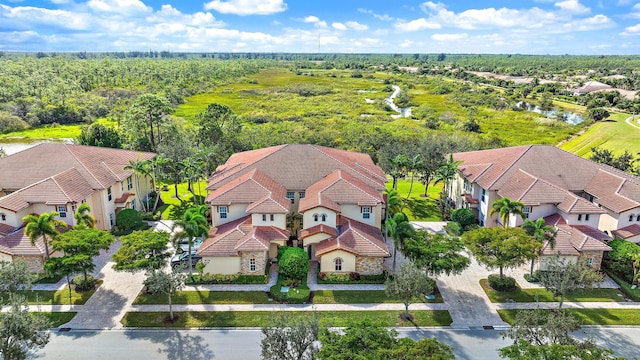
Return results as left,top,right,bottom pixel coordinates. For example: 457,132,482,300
388,178,443,221
312,290,443,304
480,279,624,303
133,291,270,305
498,309,640,326
12,285,99,305
158,181,208,219
43,312,77,327
0,118,116,140
122,310,452,328
561,111,640,157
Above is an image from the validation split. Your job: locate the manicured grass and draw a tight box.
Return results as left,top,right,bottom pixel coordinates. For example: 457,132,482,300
13,282,101,305
158,181,208,219
121,310,453,328
0,118,116,140
480,279,624,303
498,309,640,326
561,111,640,157
312,290,443,304
133,291,270,305
42,312,77,327
389,178,443,221
605,270,640,302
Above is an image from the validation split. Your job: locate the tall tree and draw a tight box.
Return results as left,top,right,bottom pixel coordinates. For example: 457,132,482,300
385,263,434,320
76,123,122,149
606,238,640,284
195,103,244,156
143,268,186,322
403,231,470,277
384,154,410,190
400,154,423,212
22,212,67,260
112,230,171,272
433,154,462,198
0,299,51,360
590,146,637,174
489,197,526,228
385,189,403,218
463,227,541,279
385,212,415,272
0,261,37,301
48,228,114,283
123,93,173,151
538,255,603,308
172,205,209,275
521,218,557,276
124,159,152,212
73,203,96,229
261,311,319,360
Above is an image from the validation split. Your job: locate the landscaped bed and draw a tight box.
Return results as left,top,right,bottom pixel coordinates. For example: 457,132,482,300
498,309,640,326
121,310,453,328
133,290,270,305
312,290,444,304
480,279,625,303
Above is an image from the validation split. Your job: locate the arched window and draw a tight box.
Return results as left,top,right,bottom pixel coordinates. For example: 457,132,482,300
637,215,640,222
249,258,256,272
334,257,342,271
630,214,635,222
313,214,319,222
321,213,327,222
0,213,5,221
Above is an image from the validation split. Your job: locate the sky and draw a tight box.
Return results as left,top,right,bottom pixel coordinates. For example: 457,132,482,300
1,0,640,54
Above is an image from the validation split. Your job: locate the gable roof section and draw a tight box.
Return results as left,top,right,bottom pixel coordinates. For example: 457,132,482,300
541,223,611,256
299,170,383,213
612,224,640,240
299,224,338,240
207,144,386,192
0,168,95,212
0,143,155,191
585,170,640,213
315,218,389,257
0,227,61,257
235,226,289,252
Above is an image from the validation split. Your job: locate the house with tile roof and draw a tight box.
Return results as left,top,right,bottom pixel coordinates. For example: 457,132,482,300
0,144,155,271
200,144,389,275
448,145,640,270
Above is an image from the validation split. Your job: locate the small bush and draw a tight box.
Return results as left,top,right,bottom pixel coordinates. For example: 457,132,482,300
279,247,309,280
114,209,147,235
524,270,542,283
488,274,517,291
349,272,360,281
72,275,95,292
185,273,268,285
269,280,310,304
317,271,387,284
451,208,476,227
445,222,462,236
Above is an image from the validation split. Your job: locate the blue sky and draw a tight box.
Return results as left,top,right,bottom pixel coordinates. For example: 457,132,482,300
0,0,639,54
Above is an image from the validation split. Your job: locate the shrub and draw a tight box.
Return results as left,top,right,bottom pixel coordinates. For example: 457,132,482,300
195,261,205,276
451,208,476,227
487,274,517,291
524,270,541,283
72,275,95,292
445,222,462,236
317,271,387,284
279,247,309,280
269,281,310,304
114,209,147,235
277,246,291,261
349,272,360,281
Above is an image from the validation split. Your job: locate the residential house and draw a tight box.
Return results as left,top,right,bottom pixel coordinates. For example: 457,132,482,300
199,144,389,275
448,145,640,269
0,144,155,271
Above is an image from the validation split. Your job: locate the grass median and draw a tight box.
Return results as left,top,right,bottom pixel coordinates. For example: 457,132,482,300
122,310,452,328
312,290,443,304
133,290,270,305
43,312,77,327
498,309,640,326
13,284,100,305
480,279,624,303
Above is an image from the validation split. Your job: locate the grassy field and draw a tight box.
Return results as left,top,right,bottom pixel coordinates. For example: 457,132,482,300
122,310,453,328
561,111,640,157
158,181,208,219
312,290,444,304
0,118,116,140
480,279,625,303
133,291,270,305
13,285,99,305
498,309,640,326
389,177,443,221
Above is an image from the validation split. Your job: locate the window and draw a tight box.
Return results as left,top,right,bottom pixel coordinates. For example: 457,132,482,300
637,215,640,222
299,191,305,199
586,258,593,266
270,214,274,221
481,189,487,203
362,206,371,219
121,182,124,192
313,214,319,222
464,180,472,193
479,213,485,226
334,258,342,271
630,214,635,222
321,213,327,222
109,213,114,226
127,176,133,190
262,214,267,221
577,214,582,221
57,205,67,218
286,192,295,204
523,206,531,219
107,187,112,201
249,258,256,272
585,214,590,221
0,213,6,221
219,206,227,219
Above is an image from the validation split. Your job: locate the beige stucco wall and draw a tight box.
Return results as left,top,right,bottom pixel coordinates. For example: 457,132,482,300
320,250,355,273
0,209,21,228
302,207,337,229
302,233,332,247
201,256,241,274
341,204,381,228
212,204,247,226
562,212,600,228
251,213,286,229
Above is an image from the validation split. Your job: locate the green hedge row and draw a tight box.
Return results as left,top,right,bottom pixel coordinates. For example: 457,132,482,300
605,269,640,301
186,273,268,285
317,271,387,284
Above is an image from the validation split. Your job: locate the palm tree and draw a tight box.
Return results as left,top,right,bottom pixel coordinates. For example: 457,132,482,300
124,159,152,212
172,205,209,275
386,212,415,272
73,203,96,229
522,218,557,276
433,154,462,198
23,212,68,260
400,155,423,212
150,154,169,212
385,189,403,218
386,154,409,190
489,197,526,228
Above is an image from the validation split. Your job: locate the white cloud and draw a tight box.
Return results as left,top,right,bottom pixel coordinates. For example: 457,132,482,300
345,21,368,31
303,16,319,23
146,5,224,27
0,4,92,30
357,8,393,21
395,18,441,32
399,39,414,47
562,14,612,31
87,0,151,15
332,22,347,31
204,0,286,16
555,0,590,13
621,23,640,35
431,33,468,41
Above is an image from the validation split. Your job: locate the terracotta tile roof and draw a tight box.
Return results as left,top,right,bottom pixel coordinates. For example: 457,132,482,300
573,80,612,95
207,144,386,193
206,169,290,214
299,224,338,240
454,145,640,214
0,223,16,237
542,224,611,256
543,213,567,227
0,168,95,212
315,218,389,257
197,216,290,257
0,143,154,191
612,224,640,240
114,193,132,204
0,227,63,257
299,170,383,213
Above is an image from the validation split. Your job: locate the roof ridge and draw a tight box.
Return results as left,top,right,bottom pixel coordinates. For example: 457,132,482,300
49,176,73,204
487,145,533,190
101,161,121,181
64,144,106,189
515,170,539,201
348,225,387,254
312,145,376,185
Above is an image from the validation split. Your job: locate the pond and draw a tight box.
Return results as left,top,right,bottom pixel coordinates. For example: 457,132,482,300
516,102,584,125
0,138,73,156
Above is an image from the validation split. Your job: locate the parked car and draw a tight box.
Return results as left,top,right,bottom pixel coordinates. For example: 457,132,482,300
170,252,202,269
176,237,203,254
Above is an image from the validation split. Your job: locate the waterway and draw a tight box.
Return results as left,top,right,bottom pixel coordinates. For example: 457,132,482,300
516,102,584,125
0,138,73,155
